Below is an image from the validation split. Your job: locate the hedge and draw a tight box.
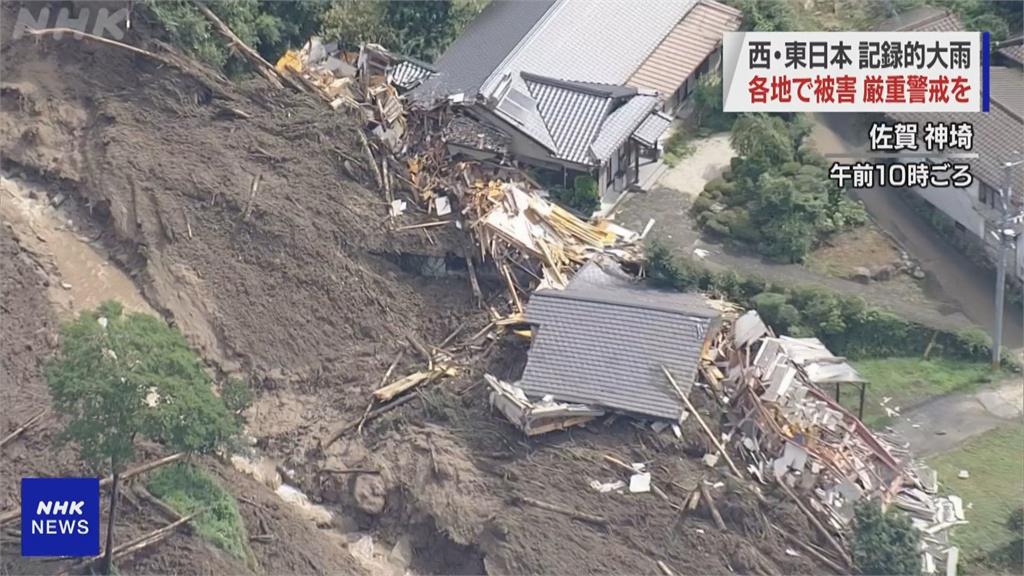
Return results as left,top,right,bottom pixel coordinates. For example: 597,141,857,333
647,242,994,361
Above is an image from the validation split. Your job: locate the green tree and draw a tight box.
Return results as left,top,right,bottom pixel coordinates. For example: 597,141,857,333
852,502,920,576
46,301,238,573
731,114,795,165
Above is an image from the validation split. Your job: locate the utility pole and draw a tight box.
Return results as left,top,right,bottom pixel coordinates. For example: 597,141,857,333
992,158,1024,369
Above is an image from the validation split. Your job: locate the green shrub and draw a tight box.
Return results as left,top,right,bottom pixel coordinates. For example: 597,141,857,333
691,194,716,215
148,463,254,564
549,176,600,215
706,217,731,236
646,242,993,362
704,177,727,195
780,161,801,176
852,502,919,576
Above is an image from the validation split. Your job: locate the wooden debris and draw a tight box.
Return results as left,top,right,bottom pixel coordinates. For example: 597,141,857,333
243,174,261,221
771,524,847,573
657,560,677,576
373,364,455,402
0,408,46,449
321,393,419,449
393,220,452,231
322,467,380,475
515,495,607,526
778,481,852,567
699,482,726,531
192,2,290,91
662,366,743,478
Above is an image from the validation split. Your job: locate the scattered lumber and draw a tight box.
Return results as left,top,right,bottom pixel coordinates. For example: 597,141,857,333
662,366,743,478
770,524,847,574
778,481,852,567
657,560,677,576
699,482,726,531
321,393,419,449
192,1,288,91
373,364,455,402
242,174,261,221
514,495,607,526
0,408,46,449
58,513,198,576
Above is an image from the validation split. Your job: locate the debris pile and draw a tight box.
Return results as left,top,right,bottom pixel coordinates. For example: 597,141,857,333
712,311,966,575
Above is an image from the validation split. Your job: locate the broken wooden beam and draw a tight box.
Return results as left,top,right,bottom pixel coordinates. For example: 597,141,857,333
321,393,419,449
699,482,726,531
0,408,46,449
662,366,743,479
515,495,607,526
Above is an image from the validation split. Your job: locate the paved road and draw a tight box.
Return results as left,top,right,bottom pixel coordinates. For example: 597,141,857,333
889,378,1023,457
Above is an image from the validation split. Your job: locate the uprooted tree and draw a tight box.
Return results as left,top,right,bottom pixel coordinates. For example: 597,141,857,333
852,501,920,576
46,301,238,573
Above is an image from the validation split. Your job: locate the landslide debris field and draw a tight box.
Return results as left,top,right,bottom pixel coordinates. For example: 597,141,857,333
0,9,829,576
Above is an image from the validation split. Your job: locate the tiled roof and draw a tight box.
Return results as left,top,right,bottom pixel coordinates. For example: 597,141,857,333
590,95,660,161
519,262,720,419
628,0,742,95
524,75,619,165
997,38,1024,66
632,112,674,148
409,0,555,105
875,6,962,32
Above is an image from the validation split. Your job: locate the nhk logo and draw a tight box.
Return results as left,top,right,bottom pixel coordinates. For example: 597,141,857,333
21,478,100,557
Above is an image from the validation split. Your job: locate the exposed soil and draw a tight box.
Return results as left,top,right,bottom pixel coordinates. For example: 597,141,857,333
1,4,839,574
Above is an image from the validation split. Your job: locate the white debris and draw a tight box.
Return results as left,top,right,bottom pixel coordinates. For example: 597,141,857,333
435,195,452,216
784,548,801,557
629,472,651,493
389,199,407,217
693,248,710,259
702,453,720,468
97,317,109,329
957,470,969,479
590,480,627,493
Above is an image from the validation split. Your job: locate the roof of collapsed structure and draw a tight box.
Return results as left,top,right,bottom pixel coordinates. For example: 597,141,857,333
409,0,740,167
519,260,721,419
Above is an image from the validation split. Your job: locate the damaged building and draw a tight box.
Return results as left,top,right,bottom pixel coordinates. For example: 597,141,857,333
408,0,741,198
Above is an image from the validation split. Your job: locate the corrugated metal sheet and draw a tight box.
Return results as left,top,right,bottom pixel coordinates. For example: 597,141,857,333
627,0,741,96
518,263,720,419
525,77,614,165
590,95,659,161
632,112,673,148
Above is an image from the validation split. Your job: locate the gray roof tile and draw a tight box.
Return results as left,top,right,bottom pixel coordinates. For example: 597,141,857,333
590,95,660,160
409,0,555,105
519,263,720,419
632,112,674,148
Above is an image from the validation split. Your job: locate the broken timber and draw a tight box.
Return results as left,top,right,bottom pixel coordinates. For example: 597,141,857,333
514,495,607,526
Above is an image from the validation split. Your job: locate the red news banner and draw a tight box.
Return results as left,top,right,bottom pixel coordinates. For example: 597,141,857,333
722,32,986,113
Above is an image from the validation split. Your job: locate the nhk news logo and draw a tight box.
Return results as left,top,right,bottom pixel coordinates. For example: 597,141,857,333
21,478,100,557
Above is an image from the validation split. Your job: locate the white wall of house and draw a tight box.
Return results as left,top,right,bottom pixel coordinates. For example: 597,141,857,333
912,179,1024,281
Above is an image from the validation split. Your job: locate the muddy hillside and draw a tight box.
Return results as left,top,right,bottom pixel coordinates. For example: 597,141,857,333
1,4,833,575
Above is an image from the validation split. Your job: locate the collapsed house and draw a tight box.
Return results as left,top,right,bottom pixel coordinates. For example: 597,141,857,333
488,260,723,430
408,0,741,198
488,306,967,575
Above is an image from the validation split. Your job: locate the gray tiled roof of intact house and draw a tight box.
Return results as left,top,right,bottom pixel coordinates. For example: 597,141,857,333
409,0,555,105
524,74,638,165
875,6,962,32
632,112,673,148
519,263,720,420
590,95,661,161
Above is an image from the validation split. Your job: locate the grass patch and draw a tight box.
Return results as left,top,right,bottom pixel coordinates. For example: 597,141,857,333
928,423,1024,568
147,463,254,564
847,358,1002,428
663,126,695,167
